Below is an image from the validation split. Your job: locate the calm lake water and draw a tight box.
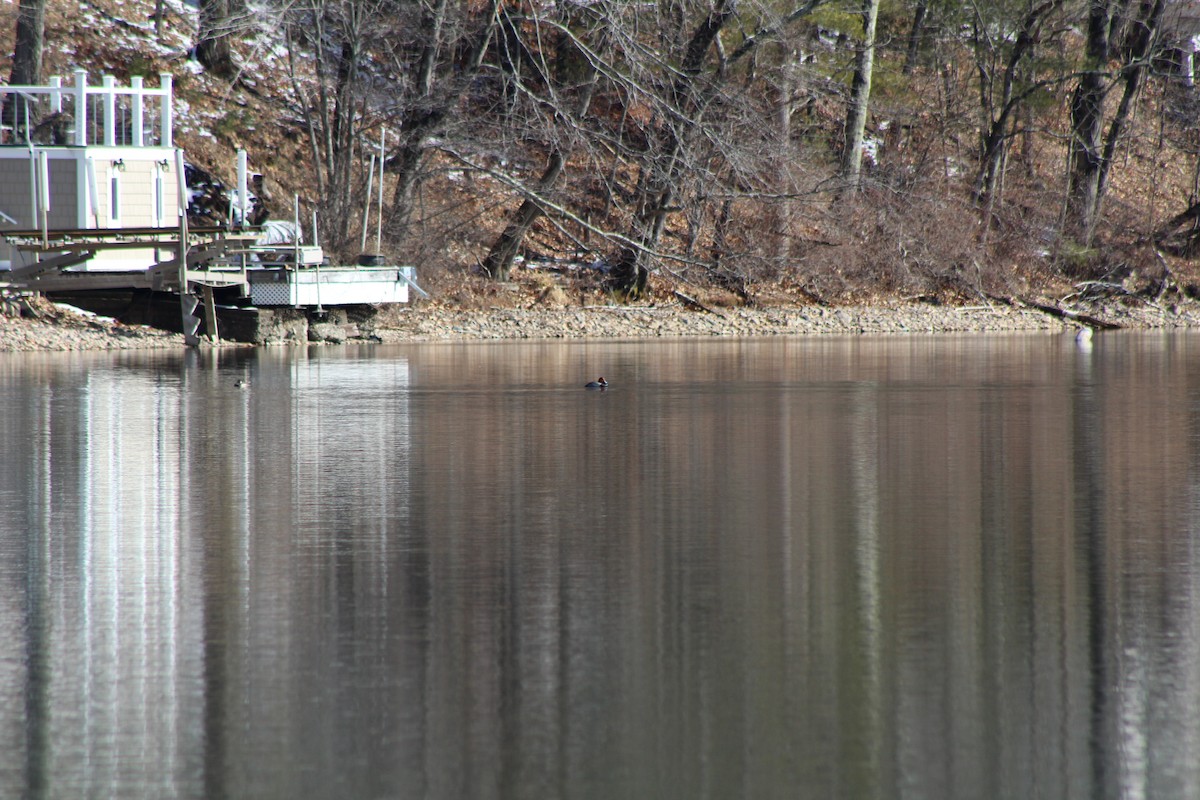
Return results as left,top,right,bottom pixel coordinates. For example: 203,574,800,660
1,333,1199,799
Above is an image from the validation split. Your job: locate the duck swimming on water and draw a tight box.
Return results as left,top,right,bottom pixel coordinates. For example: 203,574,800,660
585,377,608,389
235,379,250,389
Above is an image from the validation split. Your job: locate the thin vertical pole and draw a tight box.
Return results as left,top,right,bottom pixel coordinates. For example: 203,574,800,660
237,149,248,227
301,194,323,312
360,153,375,252
27,144,36,229
293,194,301,266
38,151,49,248
85,157,100,227
375,127,385,253
175,148,198,345
176,148,188,263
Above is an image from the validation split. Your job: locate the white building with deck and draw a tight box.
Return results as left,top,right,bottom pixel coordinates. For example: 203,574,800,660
0,70,421,343
0,70,179,272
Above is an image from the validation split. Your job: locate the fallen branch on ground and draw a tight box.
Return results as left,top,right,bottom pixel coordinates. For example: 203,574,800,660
985,294,1122,330
673,290,723,315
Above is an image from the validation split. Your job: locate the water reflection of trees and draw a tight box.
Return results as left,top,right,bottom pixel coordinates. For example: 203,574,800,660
5,340,1200,797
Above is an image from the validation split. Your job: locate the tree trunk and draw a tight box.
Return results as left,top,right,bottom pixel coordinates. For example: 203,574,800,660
971,0,1066,225
611,0,830,297
613,0,736,297
10,0,47,86
1093,1,1164,215
1068,0,1166,245
388,118,446,236
197,0,236,79
387,0,501,239
4,0,47,136
773,48,797,264
902,1,928,75
482,151,566,280
1069,64,1107,244
284,3,375,247
840,0,880,188
481,27,605,281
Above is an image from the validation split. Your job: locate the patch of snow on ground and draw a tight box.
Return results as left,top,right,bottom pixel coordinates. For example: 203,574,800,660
262,39,291,64
169,97,195,132
54,303,115,323
861,137,880,166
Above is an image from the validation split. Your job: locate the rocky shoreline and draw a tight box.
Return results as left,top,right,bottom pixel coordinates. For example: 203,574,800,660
363,301,1083,342
2,294,1199,352
0,302,189,351
240,293,1200,344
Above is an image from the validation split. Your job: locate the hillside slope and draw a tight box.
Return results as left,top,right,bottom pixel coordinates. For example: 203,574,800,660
10,0,1200,314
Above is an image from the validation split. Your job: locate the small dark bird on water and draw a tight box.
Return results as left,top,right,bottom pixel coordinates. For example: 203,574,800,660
235,379,249,389
585,377,608,389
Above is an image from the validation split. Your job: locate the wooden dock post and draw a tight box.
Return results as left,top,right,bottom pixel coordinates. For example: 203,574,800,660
202,284,219,343
174,148,200,346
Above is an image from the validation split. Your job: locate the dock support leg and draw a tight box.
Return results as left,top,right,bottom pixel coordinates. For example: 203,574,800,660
180,292,202,347
202,285,220,343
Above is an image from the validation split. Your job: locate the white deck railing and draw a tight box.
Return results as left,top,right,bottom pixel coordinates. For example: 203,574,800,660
1,69,173,148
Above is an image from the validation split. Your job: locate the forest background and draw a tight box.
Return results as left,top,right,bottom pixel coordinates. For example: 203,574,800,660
8,0,1200,314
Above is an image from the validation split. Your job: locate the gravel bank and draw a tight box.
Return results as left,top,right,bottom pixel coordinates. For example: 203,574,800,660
4,295,1200,352
0,305,187,351
367,297,1200,342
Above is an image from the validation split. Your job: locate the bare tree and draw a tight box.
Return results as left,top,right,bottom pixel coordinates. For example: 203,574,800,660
1068,0,1167,245
274,0,507,255
841,0,881,188
480,3,610,280
283,0,395,246
607,0,831,297
969,0,1070,232
384,0,503,238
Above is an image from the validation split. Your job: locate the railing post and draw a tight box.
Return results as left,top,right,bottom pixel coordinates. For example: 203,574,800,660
159,73,173,148
74,69,88,146
102,75,117,146
49,77,62,114
131,76,144,146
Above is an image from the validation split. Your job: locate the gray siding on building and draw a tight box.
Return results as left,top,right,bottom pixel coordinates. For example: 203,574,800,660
0,148,180,271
